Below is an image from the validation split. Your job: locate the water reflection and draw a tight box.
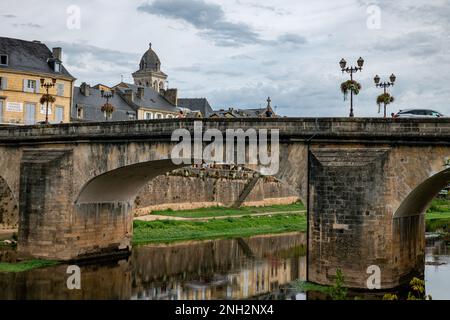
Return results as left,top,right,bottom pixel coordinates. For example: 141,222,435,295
424,237,450,300
2,232,449,300
0,233,306,300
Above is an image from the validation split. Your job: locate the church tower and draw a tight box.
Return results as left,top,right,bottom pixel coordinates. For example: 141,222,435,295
132,43,168,92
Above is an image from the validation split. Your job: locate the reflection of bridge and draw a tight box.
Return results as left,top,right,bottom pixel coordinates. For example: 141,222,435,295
0,118,449,289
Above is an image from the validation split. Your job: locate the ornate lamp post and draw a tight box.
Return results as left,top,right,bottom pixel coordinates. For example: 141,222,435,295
374,73,396,118
40,78,56,124
100,89,115,121
339,57,364,117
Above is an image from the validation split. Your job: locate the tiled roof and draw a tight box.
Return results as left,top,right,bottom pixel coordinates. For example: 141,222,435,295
178,98,214,117
72,85,136,122
115,82,179,112
0,37,74,79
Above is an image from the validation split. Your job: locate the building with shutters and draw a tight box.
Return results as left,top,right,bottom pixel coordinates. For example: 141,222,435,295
0,37,75,125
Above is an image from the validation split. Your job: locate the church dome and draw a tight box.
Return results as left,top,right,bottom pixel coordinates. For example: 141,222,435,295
139,43,161,72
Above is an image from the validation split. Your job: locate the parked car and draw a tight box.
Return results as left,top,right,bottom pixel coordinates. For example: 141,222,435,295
393,109,445,118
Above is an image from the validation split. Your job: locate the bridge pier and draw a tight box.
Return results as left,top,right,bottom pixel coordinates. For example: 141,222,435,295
307,147,424,289
18,149,132,261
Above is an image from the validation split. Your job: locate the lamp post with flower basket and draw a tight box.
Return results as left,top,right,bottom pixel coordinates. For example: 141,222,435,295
40,78,57,124
339,57,364,117
100,89,115,121
374,74,396,118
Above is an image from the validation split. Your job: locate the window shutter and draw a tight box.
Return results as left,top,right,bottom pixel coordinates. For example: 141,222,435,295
35,82,40,94
0,77,6,90
23,79,27,92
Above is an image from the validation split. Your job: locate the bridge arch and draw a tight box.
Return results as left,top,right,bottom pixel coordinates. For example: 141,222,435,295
392,167,450,286
393,167,450,219
76,159,186,204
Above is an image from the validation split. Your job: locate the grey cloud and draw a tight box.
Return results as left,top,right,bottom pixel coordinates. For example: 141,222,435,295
235,1,290,16
375,32,443,57
13,23,42,28
177,63,245,77
137,0,263,47
49,41,139,68
47,41,141,85
275,33,307,47
2,14,17,18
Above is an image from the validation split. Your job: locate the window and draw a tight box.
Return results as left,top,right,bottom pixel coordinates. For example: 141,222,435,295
0,76,6,90
24,79,37,93
27,80,36,90
55,106,64,123
0,54,8,66
54,62,61,73
57,83,64,96
145,112,153,120
76,106,83,119
156,113,163,119
128,113,135,120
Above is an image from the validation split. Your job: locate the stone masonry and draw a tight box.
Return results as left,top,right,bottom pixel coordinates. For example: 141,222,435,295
0,118,448,289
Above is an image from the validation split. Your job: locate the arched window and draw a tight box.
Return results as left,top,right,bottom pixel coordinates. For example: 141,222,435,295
145,112,153,120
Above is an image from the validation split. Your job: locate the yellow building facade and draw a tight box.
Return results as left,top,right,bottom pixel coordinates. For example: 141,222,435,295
0,71,73,124
0,37,75,125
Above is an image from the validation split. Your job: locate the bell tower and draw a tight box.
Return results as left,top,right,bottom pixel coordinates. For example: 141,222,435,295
132,43,168,92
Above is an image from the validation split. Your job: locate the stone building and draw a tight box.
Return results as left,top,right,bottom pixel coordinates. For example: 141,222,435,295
0,37,75,125
72,43,181,121
210,97,277,118
72,83,137,122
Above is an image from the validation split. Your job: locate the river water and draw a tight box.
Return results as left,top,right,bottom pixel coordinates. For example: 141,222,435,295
0,232,449,300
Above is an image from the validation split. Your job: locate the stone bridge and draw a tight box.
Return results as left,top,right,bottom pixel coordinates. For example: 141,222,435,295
0,118,449,289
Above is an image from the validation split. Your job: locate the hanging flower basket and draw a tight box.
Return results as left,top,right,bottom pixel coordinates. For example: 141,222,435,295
376,93,394,107
40,94,56,105
340,80,361,101
101,103,115,114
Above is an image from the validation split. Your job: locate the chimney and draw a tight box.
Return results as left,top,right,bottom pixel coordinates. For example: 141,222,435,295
80,82,90,97
52,47,62,61
123,89,134,102
163,88,178,106
137,87,144,99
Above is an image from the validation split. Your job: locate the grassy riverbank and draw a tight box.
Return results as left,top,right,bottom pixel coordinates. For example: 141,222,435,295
150,202,305,218
0,259,59,273
133,214,307,245
426,198,450,232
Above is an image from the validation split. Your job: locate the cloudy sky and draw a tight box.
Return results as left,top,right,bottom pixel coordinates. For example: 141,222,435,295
1,0,449,116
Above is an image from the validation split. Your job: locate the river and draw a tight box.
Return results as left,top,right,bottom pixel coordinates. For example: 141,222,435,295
0,232,449,300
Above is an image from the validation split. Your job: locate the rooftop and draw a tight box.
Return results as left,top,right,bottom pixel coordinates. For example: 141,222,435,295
0,37,74,79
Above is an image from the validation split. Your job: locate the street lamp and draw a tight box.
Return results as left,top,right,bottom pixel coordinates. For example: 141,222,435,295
40,78,56,124
374,73,396,118
339,57,364,117
100,89,115,121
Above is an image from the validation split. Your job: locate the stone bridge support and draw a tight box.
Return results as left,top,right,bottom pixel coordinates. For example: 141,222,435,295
307,146,450,289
